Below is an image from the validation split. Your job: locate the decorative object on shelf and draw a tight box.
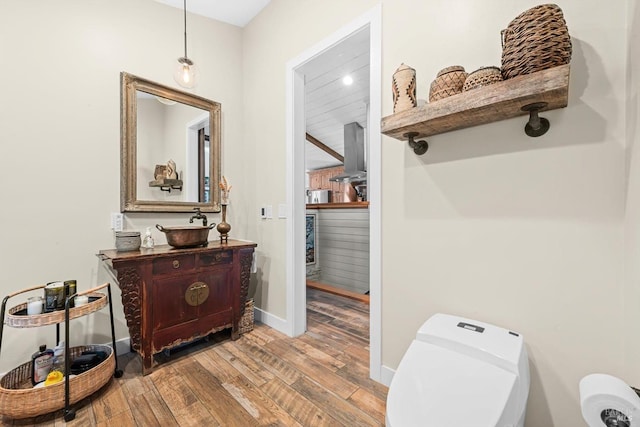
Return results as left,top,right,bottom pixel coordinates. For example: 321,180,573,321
115,231,141,252
463,66,503,92
429,65,467,102
501,3,571,80
149,160,183,192
165,159,178,180
173,0,199,88
392,63,417,113
154,165,167,181
217,176,232,242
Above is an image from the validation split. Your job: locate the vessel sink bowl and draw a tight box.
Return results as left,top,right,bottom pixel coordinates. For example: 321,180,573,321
156,224,216,248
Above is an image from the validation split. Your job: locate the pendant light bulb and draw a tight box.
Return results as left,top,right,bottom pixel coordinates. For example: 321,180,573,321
174,57,198,89
173,0,198,89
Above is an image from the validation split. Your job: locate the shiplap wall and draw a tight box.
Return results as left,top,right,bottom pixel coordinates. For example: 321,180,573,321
306,208,370,294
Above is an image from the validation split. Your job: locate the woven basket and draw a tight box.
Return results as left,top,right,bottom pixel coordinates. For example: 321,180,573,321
0,344,115,419
501,3,572,80
239,298,254,335
392,63,417,113
463,66,504,92
429,66,467,102
6,293,107,328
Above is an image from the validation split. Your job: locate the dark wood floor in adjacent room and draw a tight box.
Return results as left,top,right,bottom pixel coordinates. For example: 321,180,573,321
3,288,387,426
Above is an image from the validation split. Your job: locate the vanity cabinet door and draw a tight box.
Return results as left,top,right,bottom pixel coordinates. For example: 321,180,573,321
151,266,234,351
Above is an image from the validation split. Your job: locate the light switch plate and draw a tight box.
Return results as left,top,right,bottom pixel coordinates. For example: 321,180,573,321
278,204,286,218
266,205,273,219
111,213,123,231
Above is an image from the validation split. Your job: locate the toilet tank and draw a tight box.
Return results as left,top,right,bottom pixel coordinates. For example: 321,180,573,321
416,313,528,377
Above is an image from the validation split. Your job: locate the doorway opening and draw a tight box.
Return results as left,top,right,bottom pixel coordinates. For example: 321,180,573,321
285,6,382,382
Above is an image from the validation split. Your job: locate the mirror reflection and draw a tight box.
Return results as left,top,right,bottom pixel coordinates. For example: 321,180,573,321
121,72,221,212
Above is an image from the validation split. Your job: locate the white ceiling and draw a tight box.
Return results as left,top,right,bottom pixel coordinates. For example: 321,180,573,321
153,0,271,27
301,27,370,172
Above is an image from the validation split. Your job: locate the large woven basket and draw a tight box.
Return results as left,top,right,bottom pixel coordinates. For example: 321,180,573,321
463,66,503,92
429,66,467,102
239,298,254,335
501,3,572,80
0,344,115,419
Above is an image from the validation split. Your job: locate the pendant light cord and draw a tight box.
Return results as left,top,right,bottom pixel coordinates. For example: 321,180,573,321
183,0,188,59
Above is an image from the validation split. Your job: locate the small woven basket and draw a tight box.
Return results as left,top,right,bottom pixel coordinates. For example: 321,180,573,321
0,344,115,419
392,63,417,113
501,3,572,80
239,298,254,334
463,66,504,92
429,66,467,102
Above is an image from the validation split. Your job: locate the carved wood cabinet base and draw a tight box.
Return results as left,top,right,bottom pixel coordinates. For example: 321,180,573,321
100,240,256,374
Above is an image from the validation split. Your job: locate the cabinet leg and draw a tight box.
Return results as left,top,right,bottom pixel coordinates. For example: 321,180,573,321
142,354,154,375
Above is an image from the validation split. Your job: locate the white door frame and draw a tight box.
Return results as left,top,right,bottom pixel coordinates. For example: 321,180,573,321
285,5,383,382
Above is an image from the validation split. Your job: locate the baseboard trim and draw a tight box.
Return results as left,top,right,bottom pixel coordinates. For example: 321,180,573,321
306,280,370,304
380,364,395,387
254,307,289,335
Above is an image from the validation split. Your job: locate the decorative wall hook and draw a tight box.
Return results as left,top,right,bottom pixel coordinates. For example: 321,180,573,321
404,132,429,155
522,102,550,137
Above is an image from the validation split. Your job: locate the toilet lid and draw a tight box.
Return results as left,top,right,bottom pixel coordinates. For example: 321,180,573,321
386,340,517,427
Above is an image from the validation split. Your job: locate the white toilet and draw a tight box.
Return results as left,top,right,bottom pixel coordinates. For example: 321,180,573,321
386,313,530,427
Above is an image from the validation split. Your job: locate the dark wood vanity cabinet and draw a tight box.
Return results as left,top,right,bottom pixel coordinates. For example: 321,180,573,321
99,240,256,374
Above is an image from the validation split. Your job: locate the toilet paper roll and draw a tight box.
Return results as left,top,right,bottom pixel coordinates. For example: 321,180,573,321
580,373,640,427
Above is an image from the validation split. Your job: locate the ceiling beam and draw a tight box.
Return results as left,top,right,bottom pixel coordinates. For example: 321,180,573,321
306,133,344,163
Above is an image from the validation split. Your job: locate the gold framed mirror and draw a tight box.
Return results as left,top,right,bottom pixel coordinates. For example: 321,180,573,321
120,72,221,213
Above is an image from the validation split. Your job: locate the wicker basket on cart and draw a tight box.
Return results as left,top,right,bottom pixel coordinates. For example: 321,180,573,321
0,344,115,419
501,3,572,80
429,66,467,102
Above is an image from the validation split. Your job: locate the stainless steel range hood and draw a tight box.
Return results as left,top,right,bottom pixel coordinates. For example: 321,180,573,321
329,122,366,183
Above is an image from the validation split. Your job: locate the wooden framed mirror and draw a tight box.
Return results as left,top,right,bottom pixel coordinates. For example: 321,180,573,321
120,72,221,212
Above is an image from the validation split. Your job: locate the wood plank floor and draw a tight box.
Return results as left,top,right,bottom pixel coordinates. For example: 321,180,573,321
2,288,387,426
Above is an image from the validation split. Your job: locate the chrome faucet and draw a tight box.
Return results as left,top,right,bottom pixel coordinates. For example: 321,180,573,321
189,207,207,226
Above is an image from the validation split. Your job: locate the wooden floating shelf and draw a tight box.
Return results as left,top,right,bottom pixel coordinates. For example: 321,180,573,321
149,178,183,192
381,64,570,142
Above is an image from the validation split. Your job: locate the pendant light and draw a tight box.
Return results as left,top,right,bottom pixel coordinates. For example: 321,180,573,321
174,0,198,88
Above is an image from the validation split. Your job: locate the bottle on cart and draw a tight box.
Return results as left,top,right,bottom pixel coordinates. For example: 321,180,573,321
31,344,54,385
51,341,65,375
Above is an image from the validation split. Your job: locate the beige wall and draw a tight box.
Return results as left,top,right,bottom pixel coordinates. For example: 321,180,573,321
244,0,630,425
625,0,640,387
0,0,243,371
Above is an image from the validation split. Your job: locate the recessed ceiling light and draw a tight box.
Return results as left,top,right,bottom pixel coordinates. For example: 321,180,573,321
342,75,354,86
